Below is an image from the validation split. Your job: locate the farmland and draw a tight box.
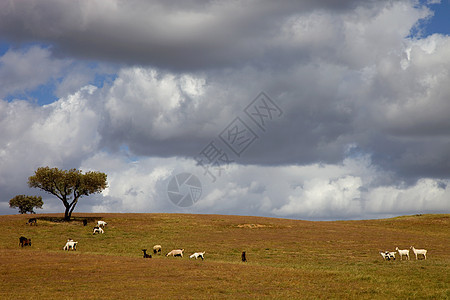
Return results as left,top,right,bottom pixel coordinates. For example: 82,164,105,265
0,213,448,299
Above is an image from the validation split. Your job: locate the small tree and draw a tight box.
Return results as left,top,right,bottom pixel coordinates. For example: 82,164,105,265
28,167,107,221
9,195,43,214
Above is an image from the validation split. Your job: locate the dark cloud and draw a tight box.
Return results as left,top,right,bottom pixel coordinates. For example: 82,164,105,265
0,0,386,71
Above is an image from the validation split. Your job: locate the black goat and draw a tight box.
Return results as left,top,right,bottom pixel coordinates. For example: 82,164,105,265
241,251,247,262
27,218,37,226
142,249,152,258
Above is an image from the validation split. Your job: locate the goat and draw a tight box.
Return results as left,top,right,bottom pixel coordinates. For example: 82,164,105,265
242,251,247,262
380,251,395,261
396,247,410,260
93,226,104,234
166,249,184,257
19,236,31,247
27,218,37,226
63,240,78,251
387,251,396,260
410,246,427,260
189,252,205,260
142,249,152,258
153,245,162,254
97,221,107,228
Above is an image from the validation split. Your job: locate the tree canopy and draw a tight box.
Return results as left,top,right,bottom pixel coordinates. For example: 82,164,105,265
28,167,107,221
9,195,43,214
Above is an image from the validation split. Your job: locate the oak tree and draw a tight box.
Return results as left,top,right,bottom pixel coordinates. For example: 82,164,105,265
9,195,43,214
28,167,107,221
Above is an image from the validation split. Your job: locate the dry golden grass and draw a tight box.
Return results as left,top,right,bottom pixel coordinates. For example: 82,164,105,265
0,213,448,299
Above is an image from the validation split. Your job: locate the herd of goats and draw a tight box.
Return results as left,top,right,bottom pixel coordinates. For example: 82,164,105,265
19,218,212,261
380,247,428,261
19,218,427,262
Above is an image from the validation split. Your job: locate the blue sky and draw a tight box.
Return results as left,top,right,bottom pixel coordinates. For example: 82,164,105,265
0,0,449,220
419,0,450,36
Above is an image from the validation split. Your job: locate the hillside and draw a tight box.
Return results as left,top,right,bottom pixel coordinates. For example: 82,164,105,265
0,213,448,299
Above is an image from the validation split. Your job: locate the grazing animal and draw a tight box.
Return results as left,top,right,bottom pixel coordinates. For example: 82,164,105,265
380,251,395,261
153,245,162,254
142,249,152,258
410,246,427,260
166,249,184,257
189,252,205,260
63,240,78,251
241,251,247,262
27,218,37,226
396,247,410,260
82,219,88,226
19,236,31,247
93,226,104,234
97,221,107,228
387,251,396,260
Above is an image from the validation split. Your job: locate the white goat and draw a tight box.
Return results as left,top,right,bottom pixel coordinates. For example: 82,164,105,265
380,251,389,260
166,249,184,257
153,245,162,254
410,246,427,260
97,221,107,228
93,226,104,234
396,247,410,260
63,241,78,251
189,252,205,260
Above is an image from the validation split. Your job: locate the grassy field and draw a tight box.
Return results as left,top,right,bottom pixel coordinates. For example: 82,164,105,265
0,213,448,299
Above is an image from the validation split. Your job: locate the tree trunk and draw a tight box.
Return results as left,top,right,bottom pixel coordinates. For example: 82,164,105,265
64,205,71,221
68,198,79,220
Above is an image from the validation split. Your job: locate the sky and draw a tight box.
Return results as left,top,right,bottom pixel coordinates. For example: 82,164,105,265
0,0,449,220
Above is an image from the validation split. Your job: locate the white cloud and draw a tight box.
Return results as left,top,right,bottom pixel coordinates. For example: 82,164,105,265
375,34,450,135
279,2,428,68
103,68,208,139
71,151,449,220
272,176,363,219
365,178,450,214
0,85,102,207
0,46,68,98
79,153,186,213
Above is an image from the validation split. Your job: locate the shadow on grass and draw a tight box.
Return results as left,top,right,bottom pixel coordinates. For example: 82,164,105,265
36,216,101,224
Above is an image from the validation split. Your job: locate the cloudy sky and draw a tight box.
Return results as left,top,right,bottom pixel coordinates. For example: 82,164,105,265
1,0,449,220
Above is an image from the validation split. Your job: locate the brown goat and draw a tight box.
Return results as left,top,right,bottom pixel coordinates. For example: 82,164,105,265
19,236,31,247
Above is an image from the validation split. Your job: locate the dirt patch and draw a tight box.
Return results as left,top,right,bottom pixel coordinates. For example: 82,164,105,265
236,223,273,229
